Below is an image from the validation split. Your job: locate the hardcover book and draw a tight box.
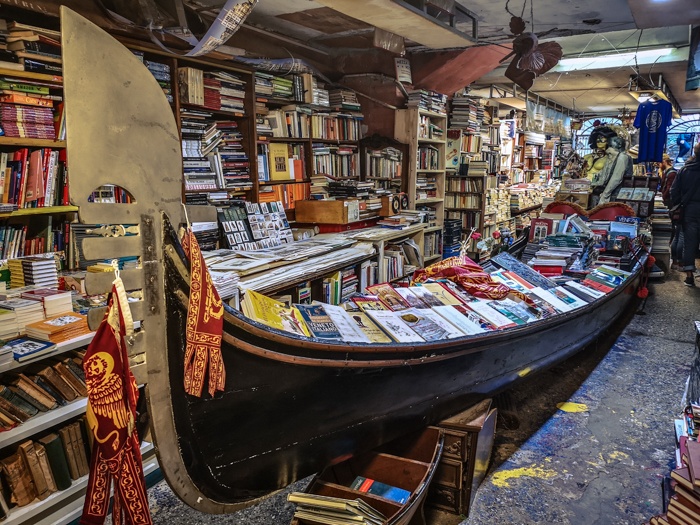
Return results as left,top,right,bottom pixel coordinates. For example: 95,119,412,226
350,476,411,504
0,452,37,506
491,252,558,290
310,304,368,342
38,433,72,490
294,304,341,340
365,284,409,311
18,440,50,500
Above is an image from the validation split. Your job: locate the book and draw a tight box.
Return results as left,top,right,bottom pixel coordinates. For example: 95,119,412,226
394,287,427,308
413,308,466,338
294,303,341,340
34,442,57,493
11,373,57,410
321,304,370,343
287,492,385,522
351,295,388,312
394,308,452,341
0,385,36,421
551,286,588,310
528,286,574,313
365,283,409,311
268,142,290,180
241,290,309,337
53,362,87,397
350,475,411,504
36,365,78,401
0,452,37,506
433,305,486,335
38,433,72,490
418,282,466,306
18,440,50,500
346,311,391,343
58,425,79,480
364,310,424,342
69,422,89,477
463,300,518,329
3,337,56,362
407,286,445,307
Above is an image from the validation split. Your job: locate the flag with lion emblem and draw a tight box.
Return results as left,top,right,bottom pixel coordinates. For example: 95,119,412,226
81,277,151,525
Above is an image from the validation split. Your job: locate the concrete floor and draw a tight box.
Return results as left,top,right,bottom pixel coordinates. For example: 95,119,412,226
138,269,699,525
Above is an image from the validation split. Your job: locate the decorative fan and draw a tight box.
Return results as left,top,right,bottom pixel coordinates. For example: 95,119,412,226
500,16,563,91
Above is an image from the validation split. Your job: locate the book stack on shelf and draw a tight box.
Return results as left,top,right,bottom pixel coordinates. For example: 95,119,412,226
212,120,251,194
0,147,66,210
406,90,448,115
0,308,19,343
8,256,58,289
3,21,62,75
19,287,71,317
25,312,89,344
132,52,172,104
0,297,44,334
449,96,481,132
328,87,361,112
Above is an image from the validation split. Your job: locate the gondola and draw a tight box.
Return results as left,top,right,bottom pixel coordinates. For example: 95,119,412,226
60,8,645,516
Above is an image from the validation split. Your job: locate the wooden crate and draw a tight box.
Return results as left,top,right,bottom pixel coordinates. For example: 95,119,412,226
294,199,361,224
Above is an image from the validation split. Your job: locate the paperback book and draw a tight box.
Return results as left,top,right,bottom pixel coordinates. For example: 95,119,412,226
294,304,341,340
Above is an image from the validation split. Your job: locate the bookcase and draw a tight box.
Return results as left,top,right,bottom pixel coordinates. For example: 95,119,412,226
394,109,446,264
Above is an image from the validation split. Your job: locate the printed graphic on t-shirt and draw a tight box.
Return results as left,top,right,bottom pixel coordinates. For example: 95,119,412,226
646,111,663,133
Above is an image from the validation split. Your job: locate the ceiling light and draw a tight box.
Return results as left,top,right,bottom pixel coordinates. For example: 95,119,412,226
556,47,675,70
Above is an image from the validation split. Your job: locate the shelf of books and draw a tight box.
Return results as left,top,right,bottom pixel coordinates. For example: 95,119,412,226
0,333,94,375
4,441,157,525
0,397,86,450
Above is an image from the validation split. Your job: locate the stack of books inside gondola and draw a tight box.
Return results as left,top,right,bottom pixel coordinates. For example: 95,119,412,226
239,216,641,342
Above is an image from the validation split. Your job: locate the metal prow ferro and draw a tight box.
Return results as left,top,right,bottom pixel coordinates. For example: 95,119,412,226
60,7,242,513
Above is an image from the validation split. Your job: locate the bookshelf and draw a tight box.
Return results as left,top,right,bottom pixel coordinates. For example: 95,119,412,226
394,109,446,264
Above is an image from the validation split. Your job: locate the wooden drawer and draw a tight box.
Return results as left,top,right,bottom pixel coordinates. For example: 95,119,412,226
434,457,463,489
427,483,468,514
442,429,473,462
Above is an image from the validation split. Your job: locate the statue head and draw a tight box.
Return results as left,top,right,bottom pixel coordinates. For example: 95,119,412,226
609,136,625,152
588,126,617,151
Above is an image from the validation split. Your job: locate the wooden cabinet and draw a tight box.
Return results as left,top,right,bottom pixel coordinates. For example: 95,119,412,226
427,399,497,517
351,224,426,283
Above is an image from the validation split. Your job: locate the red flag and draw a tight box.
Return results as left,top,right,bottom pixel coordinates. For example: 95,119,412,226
181,228,225,398
81,277,152,525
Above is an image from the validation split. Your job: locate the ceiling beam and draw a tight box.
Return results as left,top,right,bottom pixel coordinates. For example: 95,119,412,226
314,0,476,48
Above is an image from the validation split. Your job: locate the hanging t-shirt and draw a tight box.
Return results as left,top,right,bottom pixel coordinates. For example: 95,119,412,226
633,99,672,162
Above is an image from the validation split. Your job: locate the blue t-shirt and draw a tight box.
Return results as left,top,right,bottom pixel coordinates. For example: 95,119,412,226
633,99,672,162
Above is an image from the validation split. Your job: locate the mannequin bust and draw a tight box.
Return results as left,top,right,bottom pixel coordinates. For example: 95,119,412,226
583,126,618,182
591,136,632,205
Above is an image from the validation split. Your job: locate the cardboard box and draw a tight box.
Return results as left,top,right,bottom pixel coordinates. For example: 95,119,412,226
294,199,361,224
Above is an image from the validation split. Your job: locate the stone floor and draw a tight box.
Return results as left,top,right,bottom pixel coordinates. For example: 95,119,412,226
135,269,700,525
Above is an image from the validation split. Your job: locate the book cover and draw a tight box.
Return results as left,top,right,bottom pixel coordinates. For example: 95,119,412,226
529,218,554,242
407,286,445,307
419,282,466,306
486,301,528,325
394,287,427,308
346,311,391,343
58,425,79,480
38,433,72,490
464,300,517,329
18,440,50,500
4,337,56,362
241,290,309,337
582,276,615,294
566,280,606,300
350,475,411,504
523,292,559,318
0,452,37,506
268,142,290,181
365,310,424,343
415,308,466,338
433,305,486,335
34,442,57,493
552,286,588,309
294,303,342,340
529,287,574,312
491,252,558,290
394,308,452,341
365,284,410,311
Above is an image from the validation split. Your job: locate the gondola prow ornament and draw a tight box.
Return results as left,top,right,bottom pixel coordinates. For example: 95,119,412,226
81,276,152,525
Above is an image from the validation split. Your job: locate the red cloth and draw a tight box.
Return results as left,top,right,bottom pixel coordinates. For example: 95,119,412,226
181,229,225,398
412,255,531,303
81,280,152,525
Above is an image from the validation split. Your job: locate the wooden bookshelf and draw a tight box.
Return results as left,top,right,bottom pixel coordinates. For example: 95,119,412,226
0,67,62,85
0,138,66,148
0,205,78,219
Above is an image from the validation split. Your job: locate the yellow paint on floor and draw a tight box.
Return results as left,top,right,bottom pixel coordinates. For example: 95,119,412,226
491,465,558,487
557,402,588,413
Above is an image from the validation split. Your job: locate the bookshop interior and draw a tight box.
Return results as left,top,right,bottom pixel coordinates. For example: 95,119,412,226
0,0,697,524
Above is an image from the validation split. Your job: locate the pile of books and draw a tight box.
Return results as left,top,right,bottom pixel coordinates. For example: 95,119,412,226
288,492,386,525
20,288,71,317
0,20,62,75
25,312,89,344
0,308,19,342
8,256,59,289
0,297,44,334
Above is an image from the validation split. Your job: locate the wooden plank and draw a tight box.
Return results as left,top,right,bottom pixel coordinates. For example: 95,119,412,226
84,268,144,295
81,236,141,260
87,301,145,330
